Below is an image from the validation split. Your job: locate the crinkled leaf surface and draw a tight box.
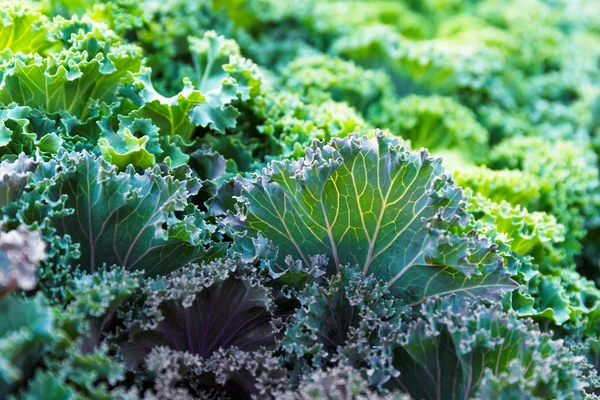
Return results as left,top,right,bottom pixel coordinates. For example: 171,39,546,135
121,30,262,147
0,23,142,121
0,51,140,123
223,132,516,304
282,266,405,377
187,31,262,133
0,105,63,159
122,67,204,143
99,115,190,169
98,115,157,170
0,294,54,397
386,296,586,399
141,346,289,399
13,150,225,275
0,3,55,55
121,260,276,367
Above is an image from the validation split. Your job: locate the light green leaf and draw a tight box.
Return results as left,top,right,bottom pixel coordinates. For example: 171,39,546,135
0,104,65,160
122,67,203,143
98,116,157,170
0,3,55,55
0,23,141,121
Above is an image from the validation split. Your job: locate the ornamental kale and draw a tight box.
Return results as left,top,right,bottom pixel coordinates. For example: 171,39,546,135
0,0,599,398
222,132,515,303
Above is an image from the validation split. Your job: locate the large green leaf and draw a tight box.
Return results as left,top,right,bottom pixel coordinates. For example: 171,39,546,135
223,132,516,303
386,296,587,399
11,150,226,276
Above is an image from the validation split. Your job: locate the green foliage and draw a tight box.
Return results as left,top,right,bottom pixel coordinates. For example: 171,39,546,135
4,150,226,277
0,295,54,397
465,192,600,328
223,132,515,303
281,55,392,113
453,165,542,209
0,3,55,55
386,296,589,399
0,0,599,398
369,94,489,161
0,20,142,122
281,267,406,385
0,291,126,399
0,105,63,160
489,136,600,259
247,89,369,164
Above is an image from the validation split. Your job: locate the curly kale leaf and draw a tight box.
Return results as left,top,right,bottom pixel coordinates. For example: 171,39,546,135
369,94,489,163
62,267,144,353
281,266,406,386
121,259,277,368
0,295,54,397
121,30,263,144
133,346,289,400
489,136,599,260
0,20,142,123
281,55,392,113
8,295,126,400
0,105,63,160
222,132,516,304
98,114,194,171
8,149,226,275
0,12,143,158
0,3,55,55
452,164,543,210
386,296,588,399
